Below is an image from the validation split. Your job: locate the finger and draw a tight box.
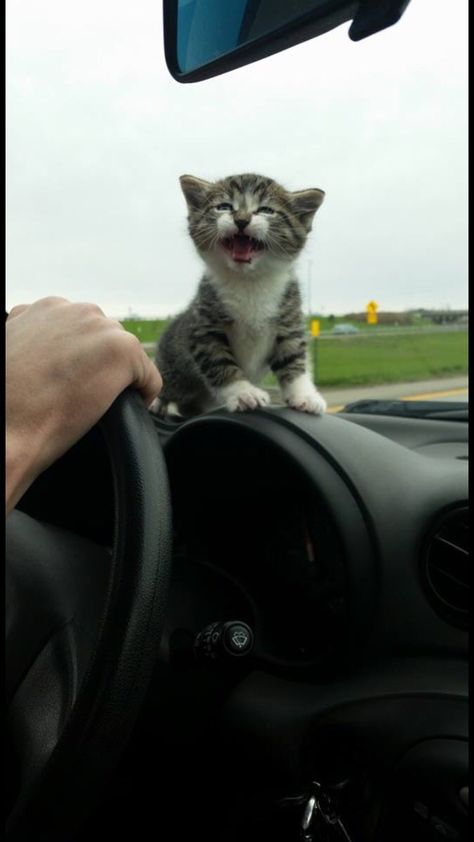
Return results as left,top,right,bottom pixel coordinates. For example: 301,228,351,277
74,301,106,317
110,318,126,331
132,353,163,408
7,304,30,320
35,296,71,308
8,296,71,320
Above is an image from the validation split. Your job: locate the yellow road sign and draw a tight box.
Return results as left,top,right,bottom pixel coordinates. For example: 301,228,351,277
310,319,320,337
366,300,379,313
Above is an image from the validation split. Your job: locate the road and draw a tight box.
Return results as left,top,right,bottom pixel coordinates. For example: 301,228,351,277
321,376,468,413
316,324,467,340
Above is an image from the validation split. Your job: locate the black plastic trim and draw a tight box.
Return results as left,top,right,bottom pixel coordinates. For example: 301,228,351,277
162,0,412,83
163,0,357,83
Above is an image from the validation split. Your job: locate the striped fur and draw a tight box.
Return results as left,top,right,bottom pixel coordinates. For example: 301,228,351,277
154,173,327,416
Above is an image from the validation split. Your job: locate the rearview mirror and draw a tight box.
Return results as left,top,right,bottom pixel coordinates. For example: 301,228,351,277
163,0,412,82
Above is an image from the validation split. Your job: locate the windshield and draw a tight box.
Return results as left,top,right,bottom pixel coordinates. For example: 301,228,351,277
6,0,467,416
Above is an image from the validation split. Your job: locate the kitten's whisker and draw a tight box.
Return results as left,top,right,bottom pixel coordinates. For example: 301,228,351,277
264,232,294,259
193,228,217,249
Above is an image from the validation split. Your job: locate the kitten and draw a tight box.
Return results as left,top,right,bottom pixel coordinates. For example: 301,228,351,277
154,172,327,417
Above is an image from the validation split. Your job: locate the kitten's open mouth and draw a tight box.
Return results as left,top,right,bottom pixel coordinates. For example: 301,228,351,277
221,235,265,263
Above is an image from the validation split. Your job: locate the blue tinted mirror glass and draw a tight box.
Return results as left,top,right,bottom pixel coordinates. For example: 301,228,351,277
176,0,323,73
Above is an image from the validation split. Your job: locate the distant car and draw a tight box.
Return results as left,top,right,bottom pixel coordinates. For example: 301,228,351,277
332,323,360,334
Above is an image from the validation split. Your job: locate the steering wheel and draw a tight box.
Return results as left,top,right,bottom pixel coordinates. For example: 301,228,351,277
5,389,172,839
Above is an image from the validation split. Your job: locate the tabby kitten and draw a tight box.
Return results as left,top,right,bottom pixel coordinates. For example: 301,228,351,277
154,172,327,417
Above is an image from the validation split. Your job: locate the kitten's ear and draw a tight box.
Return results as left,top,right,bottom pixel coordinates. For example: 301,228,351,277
291,188,325,231
179,175,213,210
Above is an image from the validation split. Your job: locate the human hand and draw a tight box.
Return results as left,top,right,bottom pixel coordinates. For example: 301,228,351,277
6,297,162,513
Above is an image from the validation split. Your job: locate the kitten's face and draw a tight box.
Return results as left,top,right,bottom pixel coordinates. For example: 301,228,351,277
180,173,325,274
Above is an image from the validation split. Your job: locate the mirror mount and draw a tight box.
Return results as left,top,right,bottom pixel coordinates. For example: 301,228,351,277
349,0,412,41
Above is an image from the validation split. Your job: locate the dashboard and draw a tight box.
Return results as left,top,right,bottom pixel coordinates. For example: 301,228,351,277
152,406,468,839
158,407,468,669
11,404,469,840
164,426,350,670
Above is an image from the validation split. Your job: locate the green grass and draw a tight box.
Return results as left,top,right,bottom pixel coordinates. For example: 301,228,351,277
311,331,468,387
121,318,169,343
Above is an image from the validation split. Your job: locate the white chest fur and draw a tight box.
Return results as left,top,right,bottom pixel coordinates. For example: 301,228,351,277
209,268,291,383
227,320,274,382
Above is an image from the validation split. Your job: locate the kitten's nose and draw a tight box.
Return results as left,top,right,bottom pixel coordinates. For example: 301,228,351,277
235,218,250,232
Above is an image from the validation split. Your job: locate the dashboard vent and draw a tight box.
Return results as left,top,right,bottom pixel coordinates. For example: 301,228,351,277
422,508,469,629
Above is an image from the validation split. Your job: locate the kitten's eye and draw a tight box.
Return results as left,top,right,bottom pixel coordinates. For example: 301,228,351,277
215,202,233,212
257,206,275,215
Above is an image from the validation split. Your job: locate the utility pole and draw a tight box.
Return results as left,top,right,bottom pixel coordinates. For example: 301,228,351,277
307,260,312,319
306,261,319,383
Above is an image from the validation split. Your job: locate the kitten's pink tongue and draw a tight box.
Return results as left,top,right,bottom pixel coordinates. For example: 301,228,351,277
232,238,253,261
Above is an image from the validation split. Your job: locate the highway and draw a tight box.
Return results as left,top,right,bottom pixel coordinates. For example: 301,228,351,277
261,377,467,412
323,376,468,413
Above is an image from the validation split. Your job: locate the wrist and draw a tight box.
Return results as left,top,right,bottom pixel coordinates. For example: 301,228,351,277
5,427,43,514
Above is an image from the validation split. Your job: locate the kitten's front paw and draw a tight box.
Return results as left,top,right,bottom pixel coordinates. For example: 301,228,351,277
220,381,271,412
286,390,327,415
149,398,182,417
149,397,163,415
283,375,327,415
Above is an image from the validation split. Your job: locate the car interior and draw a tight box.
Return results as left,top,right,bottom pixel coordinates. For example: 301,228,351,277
5,2,468,840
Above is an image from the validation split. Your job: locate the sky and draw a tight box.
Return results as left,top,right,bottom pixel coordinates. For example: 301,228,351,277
6,0,468,318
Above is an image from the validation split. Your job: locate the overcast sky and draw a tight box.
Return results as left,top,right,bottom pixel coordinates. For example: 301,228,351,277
6,0,468,318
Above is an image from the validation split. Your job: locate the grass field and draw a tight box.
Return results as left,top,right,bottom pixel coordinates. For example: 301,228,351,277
121,318,168,343
310,330,468,387
121,319,467,388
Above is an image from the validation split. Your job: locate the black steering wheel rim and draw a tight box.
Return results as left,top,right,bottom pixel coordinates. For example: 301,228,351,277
6,388,172,839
